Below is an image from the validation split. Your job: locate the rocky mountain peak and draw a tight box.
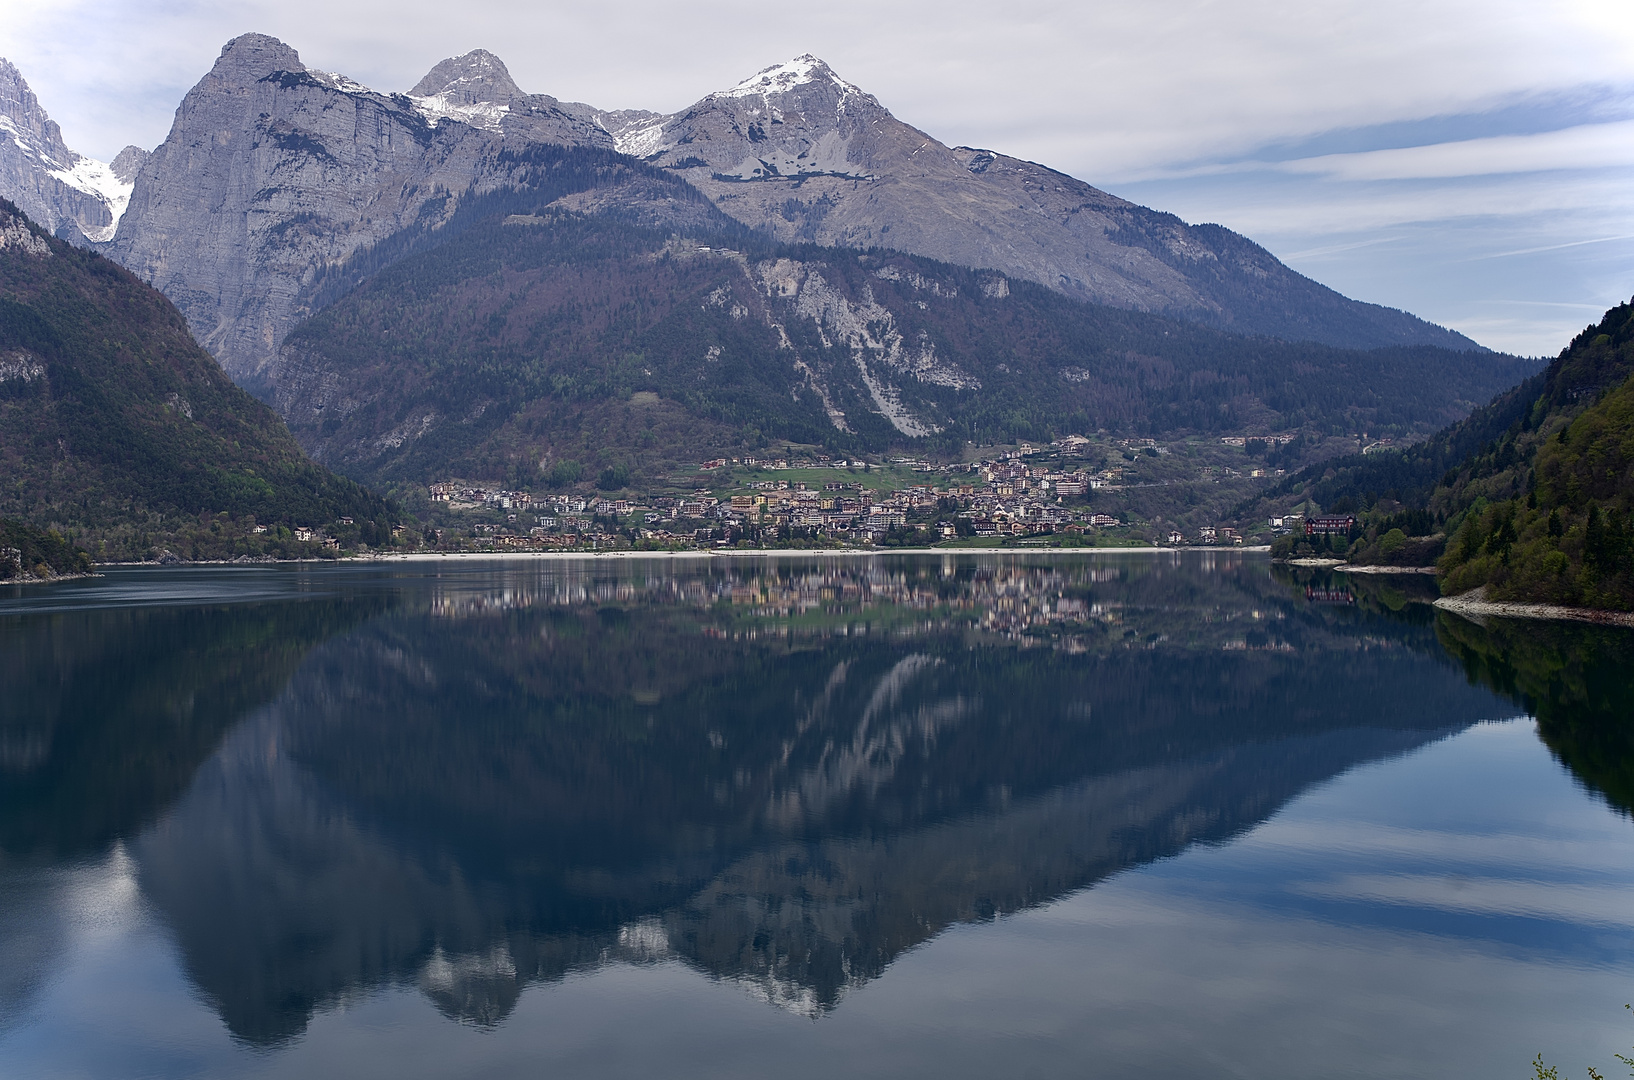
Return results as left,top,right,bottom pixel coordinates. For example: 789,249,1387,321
208,33,305,84
409,50,521,105
109,145,150,183
600,53,888,182
105,33,615,387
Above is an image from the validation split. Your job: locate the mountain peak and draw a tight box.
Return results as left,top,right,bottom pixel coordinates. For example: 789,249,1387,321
110,145,150,183
211,33,304,81
719,54,860,99
409,50,521,105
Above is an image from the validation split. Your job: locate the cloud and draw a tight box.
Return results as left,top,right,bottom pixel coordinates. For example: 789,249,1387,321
1278,120,1634,181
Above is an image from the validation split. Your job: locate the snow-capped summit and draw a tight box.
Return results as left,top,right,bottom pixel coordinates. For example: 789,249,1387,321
719,54,861,99
0,57,135,243
596,52,886,179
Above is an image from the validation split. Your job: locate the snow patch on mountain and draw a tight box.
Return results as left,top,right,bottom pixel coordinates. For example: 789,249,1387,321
608,115,670,159
409,93,510,131
47,154,133,242
311,71,375,96
2,63,135,242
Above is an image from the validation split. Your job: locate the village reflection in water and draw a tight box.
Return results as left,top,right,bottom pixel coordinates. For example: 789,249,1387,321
1,553,1627,1060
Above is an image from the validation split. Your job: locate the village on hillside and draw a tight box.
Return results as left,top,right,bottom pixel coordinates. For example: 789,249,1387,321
407,432,1351,553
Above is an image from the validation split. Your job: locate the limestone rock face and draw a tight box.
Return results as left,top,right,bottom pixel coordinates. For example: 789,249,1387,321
0,58,134,244
599,56,1479,351
108,35,613,389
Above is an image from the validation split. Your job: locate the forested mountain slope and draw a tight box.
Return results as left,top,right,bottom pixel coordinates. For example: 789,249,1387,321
0,200,393,560
1262,297,1634,608
1435,299,1634,607
272,190,1536,489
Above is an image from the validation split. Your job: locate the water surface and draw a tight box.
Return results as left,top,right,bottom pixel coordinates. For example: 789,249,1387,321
2,553,1632,1078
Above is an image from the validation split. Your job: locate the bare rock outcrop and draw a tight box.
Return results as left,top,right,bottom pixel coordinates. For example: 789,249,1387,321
108,35,613,389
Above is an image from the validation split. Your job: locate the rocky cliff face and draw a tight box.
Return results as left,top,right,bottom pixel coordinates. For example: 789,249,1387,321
597,56,1479,351
107,36,614,390
0,58,141,244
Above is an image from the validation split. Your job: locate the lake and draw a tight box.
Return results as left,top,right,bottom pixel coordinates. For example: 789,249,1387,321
2,552,1632,1079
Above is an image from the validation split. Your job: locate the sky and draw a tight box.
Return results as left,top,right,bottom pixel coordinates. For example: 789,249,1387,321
3,0,1632,356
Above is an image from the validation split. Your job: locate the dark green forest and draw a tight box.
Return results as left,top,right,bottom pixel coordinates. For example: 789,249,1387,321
0,518,93,578
0,199,398,560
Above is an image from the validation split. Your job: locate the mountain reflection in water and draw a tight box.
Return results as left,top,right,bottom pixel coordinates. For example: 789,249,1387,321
0,555,1574,1048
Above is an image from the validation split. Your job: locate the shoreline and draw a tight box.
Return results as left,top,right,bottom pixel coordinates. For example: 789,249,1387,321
0,570,102,587
94,545,1278,569
1335,564,1439,575
1434,588,1634,628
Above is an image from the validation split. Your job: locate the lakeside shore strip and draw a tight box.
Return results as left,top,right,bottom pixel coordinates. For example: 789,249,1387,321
1432,588,1634,628
14,551,1634,630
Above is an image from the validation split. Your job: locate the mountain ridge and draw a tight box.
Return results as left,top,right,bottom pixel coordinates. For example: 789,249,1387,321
0,58,141,244
592,54,1482,352
0,35,1486,399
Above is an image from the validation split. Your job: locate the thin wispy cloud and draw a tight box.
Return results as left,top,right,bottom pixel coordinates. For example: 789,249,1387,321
1278,121,1634,182
1480,234,1634,260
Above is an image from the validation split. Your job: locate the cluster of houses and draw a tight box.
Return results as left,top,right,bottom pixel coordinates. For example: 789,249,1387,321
425,464,1135,548
420,434,1331,551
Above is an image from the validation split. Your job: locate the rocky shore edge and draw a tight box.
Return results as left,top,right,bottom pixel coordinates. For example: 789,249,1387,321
1434,586,1634,628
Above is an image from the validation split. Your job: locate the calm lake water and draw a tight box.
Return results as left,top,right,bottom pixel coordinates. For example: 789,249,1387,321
2,552,1632,1079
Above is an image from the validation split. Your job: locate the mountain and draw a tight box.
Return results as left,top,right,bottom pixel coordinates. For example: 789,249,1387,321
0,199,394,560
18,36,1477,398
106,35,617,391
596,56,1481,351
0,58,143,244
269,189,1536,487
